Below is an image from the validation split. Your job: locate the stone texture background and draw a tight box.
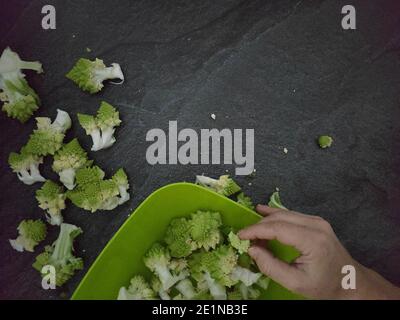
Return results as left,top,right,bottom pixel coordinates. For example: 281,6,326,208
0,0,399,299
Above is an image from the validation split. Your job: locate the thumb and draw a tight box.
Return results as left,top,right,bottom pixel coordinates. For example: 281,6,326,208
248,246,303,291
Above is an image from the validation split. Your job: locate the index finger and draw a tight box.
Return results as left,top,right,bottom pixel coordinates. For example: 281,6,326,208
238,221,314,254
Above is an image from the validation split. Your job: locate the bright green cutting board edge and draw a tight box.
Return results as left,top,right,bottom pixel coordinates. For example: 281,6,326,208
71,183,303,300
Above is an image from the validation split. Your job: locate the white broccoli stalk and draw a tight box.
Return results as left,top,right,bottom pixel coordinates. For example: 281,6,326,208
231,266,262,286
175,279,196,299
77,101,121,151
204,272,227,300
0,47,43,74
8,146,45,185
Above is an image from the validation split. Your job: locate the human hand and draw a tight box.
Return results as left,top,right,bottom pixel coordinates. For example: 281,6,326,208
239,205,400,300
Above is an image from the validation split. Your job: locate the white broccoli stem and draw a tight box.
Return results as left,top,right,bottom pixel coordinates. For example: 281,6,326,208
100,127,116,150
90,129,103,151
204,272,227,300
9,239,24,252
19,61,43,73
117,185,130,205
59,168,76,190
154,265,177,291
95,63,124,84
231,266,262,287
17,164,46,185
176,279,196,299
195,175,218,189
52,109,72,133
45,212,63,226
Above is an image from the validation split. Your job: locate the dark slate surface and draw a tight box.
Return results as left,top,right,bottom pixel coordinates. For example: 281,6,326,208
1,0,400,299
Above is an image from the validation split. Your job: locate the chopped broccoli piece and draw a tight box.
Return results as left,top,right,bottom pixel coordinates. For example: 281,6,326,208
77,101,121,151
66,166,130,212
143,243,185,291
228,231,250,255
35,180,66,226
52,139,93,190
112,168,130,206
190,211,222,251
33,223,83,287
66,58,124,94
117,275,156,300
25,109,71,156
236,192,255,210
190,245,238,288
318,135,333,148
9,219,47,252
0,47,42,123
165,217,197,258
268,191,287,210
195,175,241,196
8,146,45,185
203,272,227,300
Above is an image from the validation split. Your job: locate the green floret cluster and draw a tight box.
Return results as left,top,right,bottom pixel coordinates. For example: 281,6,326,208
9,219,47,252
66,58,124,94
0,47,42,123
118,210,270,300
66,166,130,212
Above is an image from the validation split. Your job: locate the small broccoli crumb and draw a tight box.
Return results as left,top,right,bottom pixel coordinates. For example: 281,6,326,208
318,135,333,149
283,147,288,154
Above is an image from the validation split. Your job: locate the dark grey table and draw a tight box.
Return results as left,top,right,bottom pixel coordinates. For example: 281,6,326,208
1,0,399,299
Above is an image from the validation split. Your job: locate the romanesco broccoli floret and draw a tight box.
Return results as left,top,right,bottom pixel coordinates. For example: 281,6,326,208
52,138,93,190
236,192,255,210
190,245,238,291
228,231,250,255
9,219,47,252
0,47,42,123
66,166,130,212
239,282,261,300
190,211,222,251
8,146,45,185
117,275,156,300
164,217,197,258
66,58,124,94
35,180,66,226
143,243,185,291
77,101,121,151
32,223,83,287
195,175,241,197
268,191,287,210
25,109,71,156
